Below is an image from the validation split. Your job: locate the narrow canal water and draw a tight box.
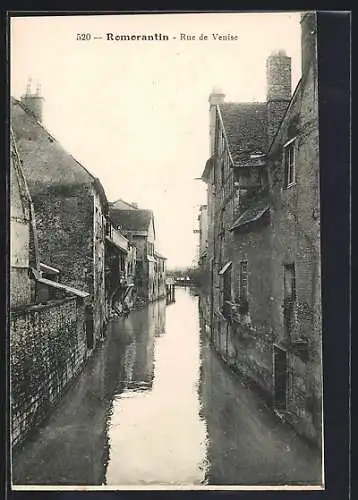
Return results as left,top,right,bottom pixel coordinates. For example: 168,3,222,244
105,287,207,486
12,287,322,487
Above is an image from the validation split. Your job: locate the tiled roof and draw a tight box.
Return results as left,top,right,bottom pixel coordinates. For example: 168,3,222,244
11,98,95,194
219,102,268,161
109,208,153,232
230,197,270,231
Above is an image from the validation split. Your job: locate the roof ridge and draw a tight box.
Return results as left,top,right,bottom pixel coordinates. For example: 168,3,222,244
111,198,139,209
110,207,153,214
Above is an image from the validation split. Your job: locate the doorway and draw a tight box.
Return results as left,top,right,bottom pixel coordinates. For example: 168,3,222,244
273,345,288,409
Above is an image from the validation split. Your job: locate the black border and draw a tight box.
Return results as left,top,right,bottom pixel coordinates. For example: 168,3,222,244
2,8,351,500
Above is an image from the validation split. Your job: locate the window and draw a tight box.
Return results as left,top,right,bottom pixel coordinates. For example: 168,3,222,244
273,345,288,409
283,138,296,187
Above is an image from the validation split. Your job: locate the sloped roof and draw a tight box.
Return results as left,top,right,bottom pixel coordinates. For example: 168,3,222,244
219,102,268,161
11,98,95,193
201,157,213,182
268,77,303,154
109,208,153,233
31,268,89,298
110,199,139,210
10,128,32,220
230,197,270,231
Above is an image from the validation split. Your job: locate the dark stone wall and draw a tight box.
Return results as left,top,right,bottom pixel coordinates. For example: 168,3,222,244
268,59,321,446
29,183,107,345
200,41,322,447
10,297,87,448
10,269,35,309
31,184,94,296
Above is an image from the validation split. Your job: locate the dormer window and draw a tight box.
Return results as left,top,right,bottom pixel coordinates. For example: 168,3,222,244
283,137,296,188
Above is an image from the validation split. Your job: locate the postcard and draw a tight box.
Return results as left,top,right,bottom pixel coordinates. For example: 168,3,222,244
9,11,327,491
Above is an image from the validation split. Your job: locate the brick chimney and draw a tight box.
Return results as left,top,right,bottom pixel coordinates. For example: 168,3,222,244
301,12,317,78
209,87,225,157
266,50,292,147
21,78,44,123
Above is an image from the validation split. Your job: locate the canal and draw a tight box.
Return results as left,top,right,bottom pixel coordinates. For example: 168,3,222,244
11,287,322,487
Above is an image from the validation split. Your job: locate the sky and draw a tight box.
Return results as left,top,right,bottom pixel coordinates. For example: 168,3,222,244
10,12,302,268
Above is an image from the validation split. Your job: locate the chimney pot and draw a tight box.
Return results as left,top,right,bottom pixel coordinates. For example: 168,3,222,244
266,52,292,102
209,87,225,106
266,51,292,147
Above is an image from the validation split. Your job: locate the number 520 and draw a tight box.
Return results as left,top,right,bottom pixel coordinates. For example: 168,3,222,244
76,33,91,41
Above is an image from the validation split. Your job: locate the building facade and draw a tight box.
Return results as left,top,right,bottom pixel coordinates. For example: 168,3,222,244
10,129,89,449
11,91,108,348
154,251,167,300
109,203,165,302
105,219,137,317
199,13,322,447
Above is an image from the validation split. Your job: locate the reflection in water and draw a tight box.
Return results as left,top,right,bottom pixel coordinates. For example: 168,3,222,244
12,288,321,487
99,300,167,484
105,289,208,486
198,292,322,486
